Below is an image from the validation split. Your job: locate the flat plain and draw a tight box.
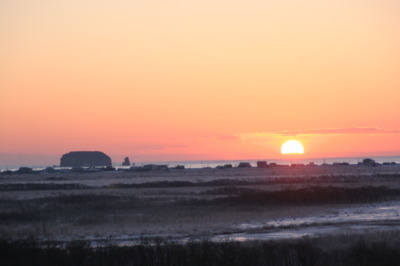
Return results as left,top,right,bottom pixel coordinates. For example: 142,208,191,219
1,165,400,244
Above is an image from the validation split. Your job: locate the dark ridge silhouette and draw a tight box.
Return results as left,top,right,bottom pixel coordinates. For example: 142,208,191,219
60,151,112,167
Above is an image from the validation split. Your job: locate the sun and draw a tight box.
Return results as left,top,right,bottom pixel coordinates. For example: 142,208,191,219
281,140,304,154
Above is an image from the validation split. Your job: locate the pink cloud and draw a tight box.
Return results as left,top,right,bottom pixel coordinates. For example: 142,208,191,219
255,127,400,136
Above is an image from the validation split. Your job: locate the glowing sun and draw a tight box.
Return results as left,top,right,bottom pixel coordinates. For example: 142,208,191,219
281,140,304,154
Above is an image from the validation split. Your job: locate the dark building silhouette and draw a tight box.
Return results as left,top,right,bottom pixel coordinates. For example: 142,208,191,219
257,161,268,168
361,158,378,166
238,162,251,168
60,151,112,167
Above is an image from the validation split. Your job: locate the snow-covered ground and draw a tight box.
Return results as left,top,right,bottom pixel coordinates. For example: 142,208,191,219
212,201,400,241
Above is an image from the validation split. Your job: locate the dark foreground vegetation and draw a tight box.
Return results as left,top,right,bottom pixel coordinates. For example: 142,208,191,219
1,235,400,266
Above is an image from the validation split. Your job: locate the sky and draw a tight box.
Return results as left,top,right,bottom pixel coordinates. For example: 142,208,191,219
1,0,400,166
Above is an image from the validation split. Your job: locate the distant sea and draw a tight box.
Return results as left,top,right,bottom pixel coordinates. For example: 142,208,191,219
1,155,400,171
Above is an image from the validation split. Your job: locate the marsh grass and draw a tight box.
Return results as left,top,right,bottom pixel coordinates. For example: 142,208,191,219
102,173,400,190
192,186,400,206
0,194,143,225
0,183,89,191
2,186,400,226
1,234,400,266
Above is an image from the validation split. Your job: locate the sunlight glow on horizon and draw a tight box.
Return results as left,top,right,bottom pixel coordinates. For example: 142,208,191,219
281,140,305,155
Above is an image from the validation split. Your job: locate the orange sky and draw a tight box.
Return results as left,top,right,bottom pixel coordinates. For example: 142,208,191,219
1,0,400,165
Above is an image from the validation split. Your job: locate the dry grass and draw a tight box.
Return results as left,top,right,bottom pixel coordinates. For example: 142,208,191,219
1,166,400,242
2,232,400,266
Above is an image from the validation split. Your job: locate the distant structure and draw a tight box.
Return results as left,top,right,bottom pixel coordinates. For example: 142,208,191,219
333,162,350,166
360,158,378,167
60,151,112,167
141,164,168,171
257,161,268,168
382,162,396,165
216,164,233,169
238,162,251,168
122,157,131,166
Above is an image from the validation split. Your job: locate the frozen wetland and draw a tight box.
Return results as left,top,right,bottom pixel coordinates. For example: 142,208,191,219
1,165,400,245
